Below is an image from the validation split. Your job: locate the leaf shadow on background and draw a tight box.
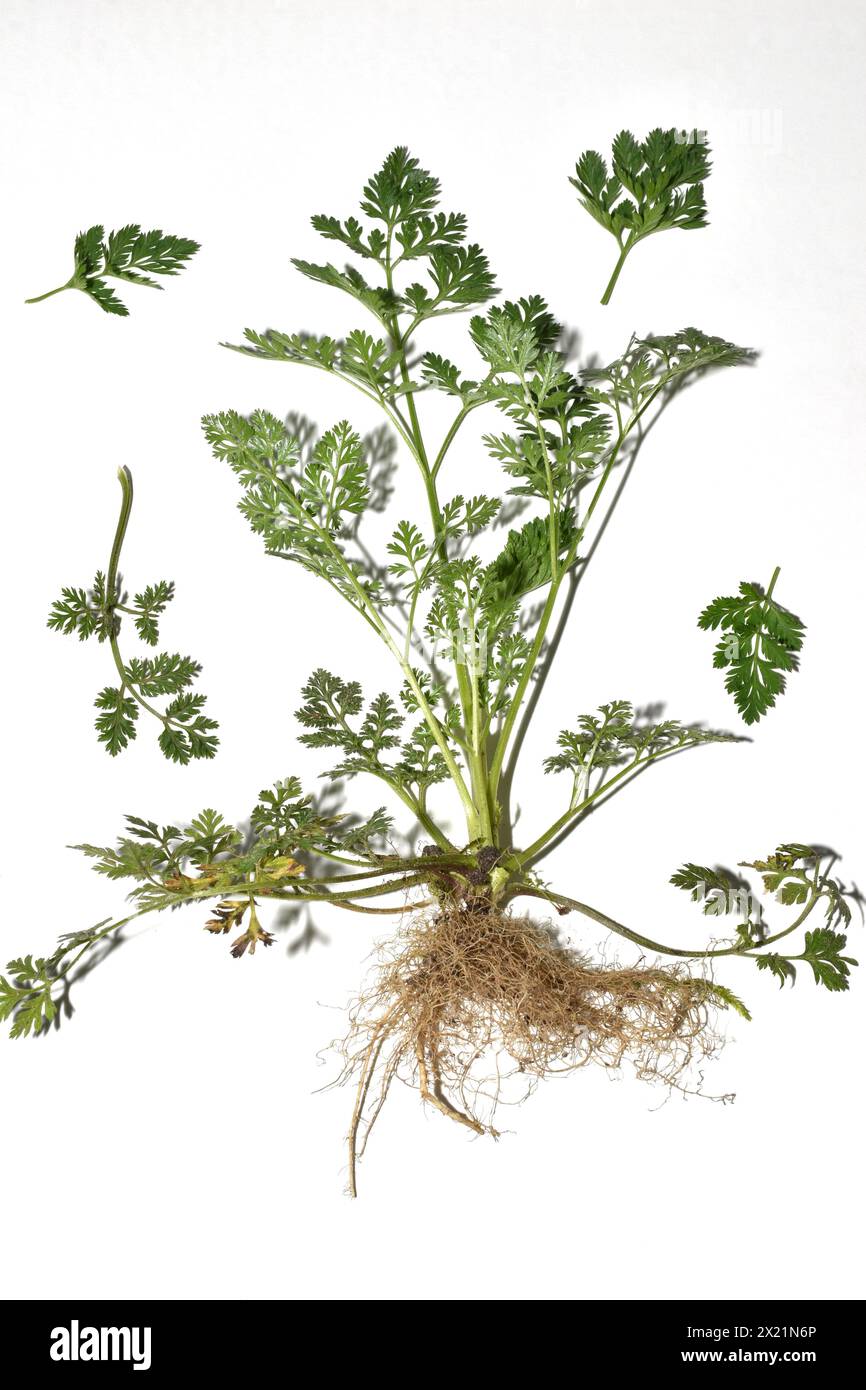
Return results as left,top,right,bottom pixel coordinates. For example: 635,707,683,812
265,777,430,953
42,931,130,1036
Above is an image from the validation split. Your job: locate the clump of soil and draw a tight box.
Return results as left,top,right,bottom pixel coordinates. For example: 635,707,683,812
336,907,727,1195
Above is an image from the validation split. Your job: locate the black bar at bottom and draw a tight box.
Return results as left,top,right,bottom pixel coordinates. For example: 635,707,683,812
0,1299,859,1375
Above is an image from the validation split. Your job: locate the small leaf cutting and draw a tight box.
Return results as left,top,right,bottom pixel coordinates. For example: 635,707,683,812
47,467,218,763
571,127,711,303
26,224,199,315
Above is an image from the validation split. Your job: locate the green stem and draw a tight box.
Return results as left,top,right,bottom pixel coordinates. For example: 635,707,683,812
24,867,446,1007
515,883,823,961
600,235,635,306
317,686,453,852
60,914,139,976
488,574,562,800
283,475,474,822
382,238,480,836
488,378,668,806
432,405,470,478
105,470,166,722
392,782,454,852
25,281,73,305
465,604,495,844
107,466,134,598
326,896,433,915
102,467,189,732
173,871,434,910
287,873,430,905
518,738,728,867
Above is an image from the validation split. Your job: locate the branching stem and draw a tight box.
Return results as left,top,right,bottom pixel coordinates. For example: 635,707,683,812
514,882,824,962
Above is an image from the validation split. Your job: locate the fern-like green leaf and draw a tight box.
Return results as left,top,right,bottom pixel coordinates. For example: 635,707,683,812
699,570,805,724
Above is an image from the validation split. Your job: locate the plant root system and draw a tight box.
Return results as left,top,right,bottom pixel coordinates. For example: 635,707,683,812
336,906,727,1195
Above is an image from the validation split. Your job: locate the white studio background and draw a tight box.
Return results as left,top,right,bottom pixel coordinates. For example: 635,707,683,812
1,0,864,1301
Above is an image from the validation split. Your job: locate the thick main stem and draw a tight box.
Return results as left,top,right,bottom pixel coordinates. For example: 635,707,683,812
384,243,489,844
465,605,495,845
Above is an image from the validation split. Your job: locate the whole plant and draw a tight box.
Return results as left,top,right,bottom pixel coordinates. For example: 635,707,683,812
5,144,855,1195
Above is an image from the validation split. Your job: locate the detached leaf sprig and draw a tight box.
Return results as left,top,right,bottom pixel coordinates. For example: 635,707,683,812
26,224,199,316
47,467,218,763
699,566,805,724
571,127,711,304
